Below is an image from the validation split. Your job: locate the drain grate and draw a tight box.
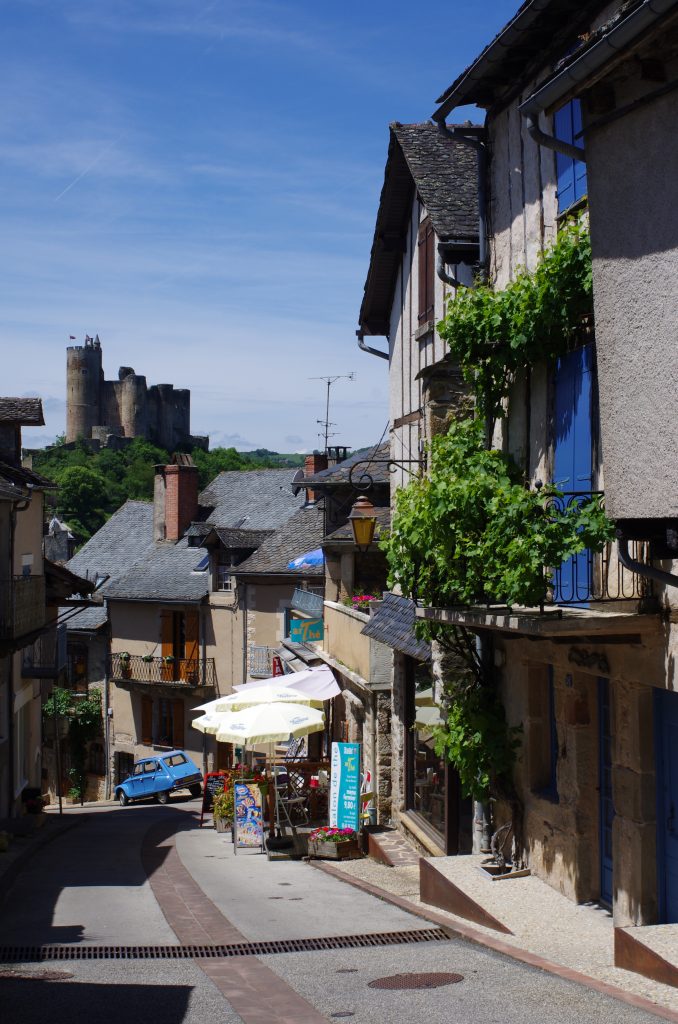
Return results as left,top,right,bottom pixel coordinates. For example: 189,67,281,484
0,928,448,963
368,972,464,990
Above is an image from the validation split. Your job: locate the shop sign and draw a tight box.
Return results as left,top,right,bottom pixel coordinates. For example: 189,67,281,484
234,781,264,852
329,742,361,832
289,617,324,642
199,771,228,827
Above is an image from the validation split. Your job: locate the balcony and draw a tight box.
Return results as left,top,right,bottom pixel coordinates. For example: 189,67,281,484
22,623,67,678
322,601,373,681
110,653,216,689
0,575,46,641
249,645,276,678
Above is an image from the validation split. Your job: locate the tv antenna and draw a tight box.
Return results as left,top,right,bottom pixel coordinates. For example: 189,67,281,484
310,373,356,450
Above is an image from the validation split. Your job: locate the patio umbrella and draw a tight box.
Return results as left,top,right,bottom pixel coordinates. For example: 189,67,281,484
233,664,340,701
286,548,324,571
213,702,325,746
213,683,324,713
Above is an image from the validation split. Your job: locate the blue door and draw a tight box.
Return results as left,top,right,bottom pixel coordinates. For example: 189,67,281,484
553,344,594,604
656,689,678,922
598,678,614,906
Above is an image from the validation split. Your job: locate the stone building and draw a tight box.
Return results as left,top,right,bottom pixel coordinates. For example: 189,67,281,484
65,335,207,450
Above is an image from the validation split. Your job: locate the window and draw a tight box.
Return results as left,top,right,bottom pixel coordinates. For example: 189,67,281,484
158,699,184,748
69,643,88,693
528,664,559,801
554,99,587,214
144,760,158,773
417,216,435,326
164,753,187,767
216,566,234,592
133,762,144,776
88,742,105,776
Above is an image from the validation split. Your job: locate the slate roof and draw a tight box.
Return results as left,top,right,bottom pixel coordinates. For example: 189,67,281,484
323,506,391,545
233,506,325,577
0,397,44,425
361,593,430,662
64,500,157,629
433,0,605,118
0,462,56,490
199,469,304,530
359,123,478,338
104,538,209,602
302,443,392,487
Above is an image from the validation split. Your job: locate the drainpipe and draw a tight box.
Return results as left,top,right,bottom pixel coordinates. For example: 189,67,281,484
241,582,248,683
432,121,488,284
357,332,389,361
519,0,678,160
617,532,678,590
103,624,111,801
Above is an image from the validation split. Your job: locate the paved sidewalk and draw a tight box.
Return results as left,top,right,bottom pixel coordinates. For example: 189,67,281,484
320,854,678,1020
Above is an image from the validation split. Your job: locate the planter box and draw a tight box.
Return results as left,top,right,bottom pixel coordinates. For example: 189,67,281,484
214,816,232,834
307,837,361,860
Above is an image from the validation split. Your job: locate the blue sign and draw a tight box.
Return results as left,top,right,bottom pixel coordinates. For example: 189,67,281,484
289,617,324,642
329,742,361,832
234,781,264,852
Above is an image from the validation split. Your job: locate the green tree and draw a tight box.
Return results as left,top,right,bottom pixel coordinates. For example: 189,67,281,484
57,466,109,542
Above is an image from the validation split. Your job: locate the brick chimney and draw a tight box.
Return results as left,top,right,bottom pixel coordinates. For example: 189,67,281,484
153,455,199,542
304,450,328,504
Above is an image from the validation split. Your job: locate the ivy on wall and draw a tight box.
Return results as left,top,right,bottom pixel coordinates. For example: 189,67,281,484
438,220,592,421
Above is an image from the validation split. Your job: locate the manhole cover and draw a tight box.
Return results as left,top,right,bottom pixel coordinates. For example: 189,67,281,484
0,969,73,981
368,972,463,990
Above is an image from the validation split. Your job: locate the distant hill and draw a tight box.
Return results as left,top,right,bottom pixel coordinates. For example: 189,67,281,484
29,439,307,545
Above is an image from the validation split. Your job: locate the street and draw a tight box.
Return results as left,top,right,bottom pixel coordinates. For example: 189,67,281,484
0,802,667,1024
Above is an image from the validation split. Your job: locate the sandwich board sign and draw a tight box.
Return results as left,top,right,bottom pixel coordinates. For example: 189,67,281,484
329,742,360,832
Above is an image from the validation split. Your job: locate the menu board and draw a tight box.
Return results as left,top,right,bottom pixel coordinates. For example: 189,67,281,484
234,781,264,852
200,771,228,826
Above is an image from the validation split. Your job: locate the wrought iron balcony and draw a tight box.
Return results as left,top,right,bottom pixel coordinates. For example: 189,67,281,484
111,653,216,688
0,575,46,640
22,623,67,678
542,492,650,607
249,644,276,678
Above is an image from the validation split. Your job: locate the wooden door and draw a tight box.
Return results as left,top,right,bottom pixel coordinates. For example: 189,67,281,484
181,610,199,683
160,611,174,681
657,688,678,922
172,700,185,748
141,696,153,745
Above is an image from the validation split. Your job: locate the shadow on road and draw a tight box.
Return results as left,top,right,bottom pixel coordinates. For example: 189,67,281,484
0,802,200,947
0,975,193,1024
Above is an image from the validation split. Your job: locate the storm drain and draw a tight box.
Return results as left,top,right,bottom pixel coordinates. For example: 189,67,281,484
368,972,464,990
0,928,448,963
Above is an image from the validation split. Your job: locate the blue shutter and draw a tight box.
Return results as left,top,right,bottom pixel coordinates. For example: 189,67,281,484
553,344,594,603
554,100,588,214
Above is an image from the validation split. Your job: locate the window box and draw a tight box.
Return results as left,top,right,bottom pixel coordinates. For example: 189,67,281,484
307,837,361,860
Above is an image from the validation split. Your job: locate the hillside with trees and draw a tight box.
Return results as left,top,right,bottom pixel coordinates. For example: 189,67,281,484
32,439,305,544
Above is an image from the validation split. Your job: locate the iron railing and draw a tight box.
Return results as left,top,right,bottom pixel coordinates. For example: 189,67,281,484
542,491,649,606
111,653,216,688
249,645,275,678
21,623,67,678
0,576,46,639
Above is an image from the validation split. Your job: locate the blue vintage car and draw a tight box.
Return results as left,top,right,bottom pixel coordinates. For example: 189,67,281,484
115,750,202,806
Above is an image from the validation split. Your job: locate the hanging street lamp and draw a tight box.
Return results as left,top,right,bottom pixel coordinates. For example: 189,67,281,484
349,495,378,553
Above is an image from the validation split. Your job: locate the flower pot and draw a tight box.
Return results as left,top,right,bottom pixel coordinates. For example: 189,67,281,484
214,816,232,834
307,837,361,860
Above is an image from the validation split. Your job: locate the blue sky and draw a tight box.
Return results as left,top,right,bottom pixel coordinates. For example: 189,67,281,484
1,0,518,451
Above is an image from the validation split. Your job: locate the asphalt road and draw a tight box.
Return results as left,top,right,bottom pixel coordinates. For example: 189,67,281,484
0,800,667,1024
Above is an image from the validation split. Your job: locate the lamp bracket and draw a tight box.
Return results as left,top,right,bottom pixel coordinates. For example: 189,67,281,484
348,457,423,493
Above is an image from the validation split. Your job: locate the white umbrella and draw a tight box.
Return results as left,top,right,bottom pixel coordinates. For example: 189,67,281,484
214,702,325,746
191,710,223,735
234,665,340,701
214,683,324,713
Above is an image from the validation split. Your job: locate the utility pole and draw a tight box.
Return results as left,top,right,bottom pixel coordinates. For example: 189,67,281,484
310,373,355,450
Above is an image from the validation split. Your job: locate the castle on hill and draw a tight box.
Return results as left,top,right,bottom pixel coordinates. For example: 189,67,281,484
65,335,207,451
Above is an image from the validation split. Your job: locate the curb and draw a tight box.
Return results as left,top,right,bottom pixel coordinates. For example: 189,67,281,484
0,813,87,910
310,859,678,1024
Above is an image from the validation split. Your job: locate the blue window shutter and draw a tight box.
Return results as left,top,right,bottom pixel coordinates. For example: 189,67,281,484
554,105,575,213
554,100,587,213
572,99,588,201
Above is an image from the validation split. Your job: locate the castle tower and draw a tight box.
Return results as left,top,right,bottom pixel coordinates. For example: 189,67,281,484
66,335,102,442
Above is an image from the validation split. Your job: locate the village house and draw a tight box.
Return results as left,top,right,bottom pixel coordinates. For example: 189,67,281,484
393,0,678,941
355,122,479,853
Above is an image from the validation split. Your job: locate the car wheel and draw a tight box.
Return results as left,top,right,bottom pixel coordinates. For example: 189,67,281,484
157,790,170,805
118,790,129,807
189,784,201,798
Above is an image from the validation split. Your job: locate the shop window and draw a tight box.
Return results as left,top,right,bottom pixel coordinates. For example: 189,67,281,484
528,664,559,801
554,99,587,214
404,659,447,842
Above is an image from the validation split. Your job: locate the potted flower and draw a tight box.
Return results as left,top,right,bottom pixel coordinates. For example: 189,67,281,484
141,653,154,680
162,654,175,681
119,652,132,679
307,826,361,860
212,786,234,834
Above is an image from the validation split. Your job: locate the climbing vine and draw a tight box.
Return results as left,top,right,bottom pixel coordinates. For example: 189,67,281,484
382,418,614,611
438,220,592,421
44,688,102,803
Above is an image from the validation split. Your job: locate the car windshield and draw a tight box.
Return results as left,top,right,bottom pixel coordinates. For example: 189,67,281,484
164,754,188,767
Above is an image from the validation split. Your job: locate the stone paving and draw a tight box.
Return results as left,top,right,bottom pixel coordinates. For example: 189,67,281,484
324,854,678,1018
